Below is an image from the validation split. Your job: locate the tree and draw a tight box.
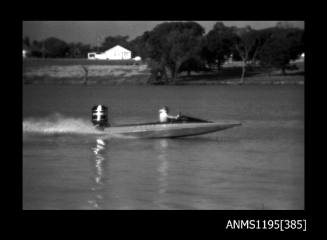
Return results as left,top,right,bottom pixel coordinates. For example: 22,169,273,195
147,60,169,83
232,26,258,83
248,27,275,64
178,57,206,77
67,43,81,58
67,42,91,58
129,31,151,58
202,22,236,71
232,26,274,83
29,40,44,57
23,36,30,48
100,35,130,52
43,37,69,58
258,28,304,75
145,21,205,82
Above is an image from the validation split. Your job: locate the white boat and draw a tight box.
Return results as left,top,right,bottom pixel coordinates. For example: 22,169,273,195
92,105,241,138
105,121,241,138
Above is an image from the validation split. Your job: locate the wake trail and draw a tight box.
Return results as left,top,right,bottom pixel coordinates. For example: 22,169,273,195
23,113,104,135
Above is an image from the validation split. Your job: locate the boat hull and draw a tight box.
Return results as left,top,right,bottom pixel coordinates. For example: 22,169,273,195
103,121,241,138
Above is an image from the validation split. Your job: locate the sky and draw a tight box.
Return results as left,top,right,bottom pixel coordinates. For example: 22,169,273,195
23,21,304,46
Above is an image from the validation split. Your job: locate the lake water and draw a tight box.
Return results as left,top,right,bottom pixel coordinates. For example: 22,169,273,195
23,85,304,210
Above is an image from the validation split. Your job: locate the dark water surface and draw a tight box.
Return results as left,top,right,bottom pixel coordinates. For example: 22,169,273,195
23,85,304,209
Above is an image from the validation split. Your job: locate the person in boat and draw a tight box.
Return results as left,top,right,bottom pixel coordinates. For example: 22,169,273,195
159,106,180,123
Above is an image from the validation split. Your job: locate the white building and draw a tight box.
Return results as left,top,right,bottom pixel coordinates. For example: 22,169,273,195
88,45,132,60
23,49,27,58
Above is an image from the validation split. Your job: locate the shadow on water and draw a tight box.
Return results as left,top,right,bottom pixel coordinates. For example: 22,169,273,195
88,137,108,209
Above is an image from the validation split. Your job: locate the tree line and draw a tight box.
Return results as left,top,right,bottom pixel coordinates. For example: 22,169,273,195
22,35,136,59
23,21,304,83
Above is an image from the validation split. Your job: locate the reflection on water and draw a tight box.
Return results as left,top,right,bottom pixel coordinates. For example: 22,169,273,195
88,138,107,209
156,139,169,207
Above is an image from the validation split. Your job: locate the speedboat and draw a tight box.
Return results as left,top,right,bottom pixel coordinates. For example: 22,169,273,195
91,105,241,138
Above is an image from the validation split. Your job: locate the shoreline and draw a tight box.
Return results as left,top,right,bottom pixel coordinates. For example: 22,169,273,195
23,75,305,86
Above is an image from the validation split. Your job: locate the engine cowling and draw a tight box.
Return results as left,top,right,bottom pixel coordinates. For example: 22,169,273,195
91,105,110,128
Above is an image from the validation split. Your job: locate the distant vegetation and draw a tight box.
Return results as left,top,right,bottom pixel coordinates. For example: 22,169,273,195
23,21,304,84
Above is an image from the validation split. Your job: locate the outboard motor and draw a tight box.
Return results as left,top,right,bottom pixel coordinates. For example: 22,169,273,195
92,105,110,129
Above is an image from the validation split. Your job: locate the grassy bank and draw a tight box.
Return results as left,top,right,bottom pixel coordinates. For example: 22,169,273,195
22,58,304,85
23,58,151,85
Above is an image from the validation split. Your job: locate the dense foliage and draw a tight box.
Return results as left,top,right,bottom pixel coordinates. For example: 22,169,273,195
202,22,236,70
24,37,92,58
144,22,205,81
258,28,304,74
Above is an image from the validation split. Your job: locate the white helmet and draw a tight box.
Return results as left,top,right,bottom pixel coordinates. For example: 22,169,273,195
159,106,169,113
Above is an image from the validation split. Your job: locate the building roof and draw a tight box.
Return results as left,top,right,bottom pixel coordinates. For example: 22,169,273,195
106,45,131,53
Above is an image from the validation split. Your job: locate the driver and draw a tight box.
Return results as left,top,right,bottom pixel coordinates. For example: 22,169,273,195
159,106,180,123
